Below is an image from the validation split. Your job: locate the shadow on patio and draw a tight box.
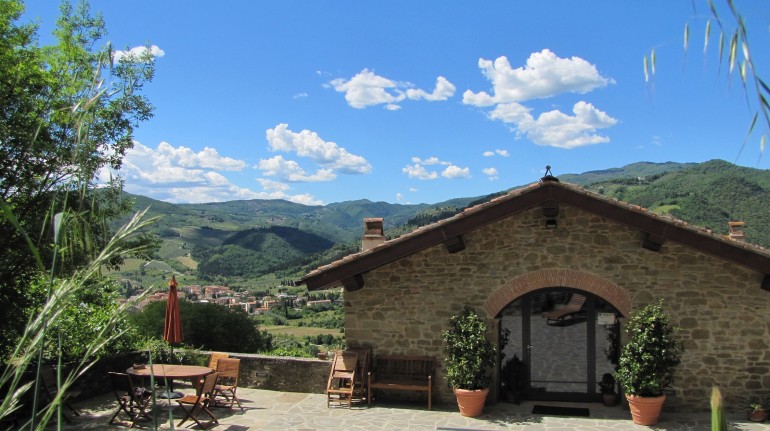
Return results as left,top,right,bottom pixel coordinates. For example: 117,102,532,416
30,382,770,431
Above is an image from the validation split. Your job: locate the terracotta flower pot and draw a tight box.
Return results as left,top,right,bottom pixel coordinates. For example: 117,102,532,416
453,388,489,417
602,392,618,406
626,394,666,426
748,409,766,422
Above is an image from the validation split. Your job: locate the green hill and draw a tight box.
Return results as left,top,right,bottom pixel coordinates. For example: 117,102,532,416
582,159,770,247
115,159,770,290
559,161,696,185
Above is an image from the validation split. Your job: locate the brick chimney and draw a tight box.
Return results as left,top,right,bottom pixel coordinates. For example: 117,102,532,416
728,221,746,242
362,218,385,251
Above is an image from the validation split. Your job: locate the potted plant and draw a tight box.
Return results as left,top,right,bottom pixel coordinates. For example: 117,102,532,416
443,307,496,417
598,373,618,406
747,402,766,422
615,301,683,426
500,355,526,404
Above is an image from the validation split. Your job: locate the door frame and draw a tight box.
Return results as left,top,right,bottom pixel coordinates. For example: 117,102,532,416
500,287,619,403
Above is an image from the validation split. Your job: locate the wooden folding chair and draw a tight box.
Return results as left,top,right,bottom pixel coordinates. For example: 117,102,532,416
207,352,230,370
212,358,243,412
176,372,219,429
348,346,372,405
326,350,358,408
40,365,81,423
107,372,152,427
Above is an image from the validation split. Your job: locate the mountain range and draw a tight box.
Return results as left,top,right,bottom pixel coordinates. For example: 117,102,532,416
116,159,770,291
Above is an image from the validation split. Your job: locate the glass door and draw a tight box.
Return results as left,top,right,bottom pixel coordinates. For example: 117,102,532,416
499,288,619,402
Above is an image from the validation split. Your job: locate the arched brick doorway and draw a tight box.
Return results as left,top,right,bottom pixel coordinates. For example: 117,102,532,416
489,270,630,403
485,269,631,318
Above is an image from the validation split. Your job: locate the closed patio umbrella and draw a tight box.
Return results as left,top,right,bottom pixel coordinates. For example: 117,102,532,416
161,275,184,398
163,275,183,346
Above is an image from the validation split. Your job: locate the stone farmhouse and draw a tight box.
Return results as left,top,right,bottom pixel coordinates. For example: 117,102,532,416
300,175,770,411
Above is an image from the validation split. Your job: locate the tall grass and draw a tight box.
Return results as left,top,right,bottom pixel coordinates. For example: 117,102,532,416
0,2,165,426
0,204,159,430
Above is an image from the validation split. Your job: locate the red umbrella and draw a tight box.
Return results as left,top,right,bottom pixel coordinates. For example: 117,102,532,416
163,275,183,346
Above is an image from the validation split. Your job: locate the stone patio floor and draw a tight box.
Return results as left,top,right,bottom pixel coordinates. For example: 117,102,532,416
27,386,767,431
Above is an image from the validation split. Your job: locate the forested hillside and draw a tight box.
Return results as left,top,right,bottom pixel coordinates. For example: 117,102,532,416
115,159,770,291
582,160,770,247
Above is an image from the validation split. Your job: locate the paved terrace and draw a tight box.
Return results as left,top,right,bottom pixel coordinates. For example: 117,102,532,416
36,385,767,431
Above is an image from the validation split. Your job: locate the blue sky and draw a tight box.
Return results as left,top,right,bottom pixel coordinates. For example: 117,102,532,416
23,1,770,205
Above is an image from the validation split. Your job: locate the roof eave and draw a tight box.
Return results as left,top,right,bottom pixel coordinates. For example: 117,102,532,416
301,181,770,290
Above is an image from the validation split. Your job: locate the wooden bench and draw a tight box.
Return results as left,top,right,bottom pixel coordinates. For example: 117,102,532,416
367,355,435,410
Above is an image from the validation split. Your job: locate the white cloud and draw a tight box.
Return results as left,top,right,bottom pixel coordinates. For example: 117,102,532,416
490,101,618,149
404,156,470,181
107,141,261,203
406,76,456,101
464,50,617,149
147,184,262,204
285,193,324,206
329,69,455,109
257,178,290,192
396,192,404,202
253,178,324,205
482,167,499,180
409,187,418,192
257,155,336,182
330,69,404,109
265,124,372,175
118,141,246,187
463,50,613,106
483,149,510,157
442,165,471,179
112,142,257,203
156,142,247,171
103,140,326,205
113,45,165,63
411,156,449,166
293,92,309,99
402,163,438,180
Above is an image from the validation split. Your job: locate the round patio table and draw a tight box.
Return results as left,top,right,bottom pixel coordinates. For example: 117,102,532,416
127,364,213,399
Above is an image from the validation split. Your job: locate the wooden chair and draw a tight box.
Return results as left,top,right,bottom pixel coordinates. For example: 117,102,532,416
326,350,358,408
176,372,219,430
212,358,243,411
348,346,372,404
207,352,229,370
40,365,81,423
196,352,229,388
107,372,152,427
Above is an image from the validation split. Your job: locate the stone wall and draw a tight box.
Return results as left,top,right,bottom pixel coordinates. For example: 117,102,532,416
73,353,332,401
343,204,770,412
235,353,331,394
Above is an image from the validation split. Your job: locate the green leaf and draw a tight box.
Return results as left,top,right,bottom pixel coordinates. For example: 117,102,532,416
708,0,720,22
736,112,758,160
718,32,725,67
651,49,656,76
728,33,738,75
741,41,750,62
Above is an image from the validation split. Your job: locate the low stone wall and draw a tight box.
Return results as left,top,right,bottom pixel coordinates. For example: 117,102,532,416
72,352,332,401
230,353,331,394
